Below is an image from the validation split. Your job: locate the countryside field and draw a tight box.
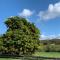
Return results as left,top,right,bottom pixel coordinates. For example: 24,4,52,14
0,58,21,60
0,52,59,60
33,52,60,58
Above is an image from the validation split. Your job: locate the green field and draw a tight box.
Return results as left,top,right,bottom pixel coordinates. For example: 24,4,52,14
0,52,60,60
0,58,21,60
33,52,60,58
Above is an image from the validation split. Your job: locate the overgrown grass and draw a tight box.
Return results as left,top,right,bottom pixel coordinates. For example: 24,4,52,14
33,52,60,58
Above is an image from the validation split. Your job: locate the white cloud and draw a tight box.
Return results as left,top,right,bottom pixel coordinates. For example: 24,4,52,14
40,35,48,40
40,34,60,40
38,2,60,20
19,9,33,17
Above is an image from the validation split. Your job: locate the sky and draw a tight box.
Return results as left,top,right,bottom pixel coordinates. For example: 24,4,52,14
0,0,60,39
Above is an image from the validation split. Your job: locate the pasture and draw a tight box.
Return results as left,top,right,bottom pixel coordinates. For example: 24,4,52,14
0,58,21,60
33,52,60,58
0,52,60,60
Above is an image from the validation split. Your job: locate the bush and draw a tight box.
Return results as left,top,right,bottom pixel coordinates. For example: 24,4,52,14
38,43,60,52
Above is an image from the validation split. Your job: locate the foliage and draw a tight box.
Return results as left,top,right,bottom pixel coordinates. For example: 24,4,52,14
0,16,40,56
38,44,60,52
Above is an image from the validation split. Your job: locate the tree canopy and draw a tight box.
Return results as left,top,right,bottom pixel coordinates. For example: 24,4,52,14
0,16,40,56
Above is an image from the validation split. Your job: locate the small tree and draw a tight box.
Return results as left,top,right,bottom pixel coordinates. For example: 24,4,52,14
2,16,40,55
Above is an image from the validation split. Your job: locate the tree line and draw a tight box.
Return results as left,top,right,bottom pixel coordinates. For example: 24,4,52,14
38,39,60,52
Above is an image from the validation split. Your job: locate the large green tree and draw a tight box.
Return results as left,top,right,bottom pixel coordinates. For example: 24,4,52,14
2,16,40,56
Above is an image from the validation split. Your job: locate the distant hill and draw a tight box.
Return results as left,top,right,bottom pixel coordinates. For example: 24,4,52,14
40,39,60,45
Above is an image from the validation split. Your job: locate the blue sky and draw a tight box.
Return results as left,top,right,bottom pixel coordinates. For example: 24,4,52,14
0,0,60,39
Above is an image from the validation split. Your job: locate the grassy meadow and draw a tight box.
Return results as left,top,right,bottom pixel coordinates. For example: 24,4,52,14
0,58,21,60
0,52,60,60
33,52,60,58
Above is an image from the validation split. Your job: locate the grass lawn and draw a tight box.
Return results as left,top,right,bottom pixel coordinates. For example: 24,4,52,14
0,58,21,60
0,52,60,60
33,52,60,58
